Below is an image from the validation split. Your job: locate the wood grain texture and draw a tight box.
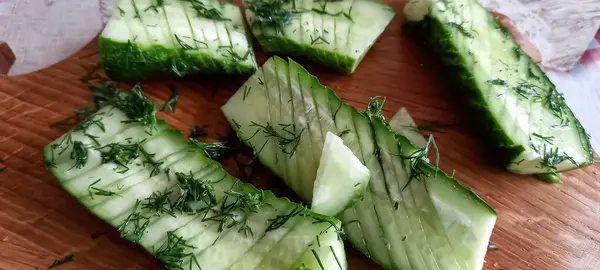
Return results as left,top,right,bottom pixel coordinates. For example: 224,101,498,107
1,1,599,269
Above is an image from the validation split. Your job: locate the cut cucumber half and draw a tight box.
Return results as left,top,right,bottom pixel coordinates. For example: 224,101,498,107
222,56,497,269
404,0,594,178
100,0,257,80
311,131,370,217
43,88,345,270
389,107,428,149
242,0,395,73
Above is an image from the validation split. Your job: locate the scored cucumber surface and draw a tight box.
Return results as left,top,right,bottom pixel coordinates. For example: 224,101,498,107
43,89,346,270
404,0,593,177
311,131,370,217
242,0,394,73
222,57,497,270
100,0,257,80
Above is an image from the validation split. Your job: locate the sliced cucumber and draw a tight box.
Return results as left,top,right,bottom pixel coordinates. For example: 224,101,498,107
43,89,345,270
311,131,370,217
404,0,594,178
222,57,497,269
100,0,256,80
243,0,394,73
389,107,428,149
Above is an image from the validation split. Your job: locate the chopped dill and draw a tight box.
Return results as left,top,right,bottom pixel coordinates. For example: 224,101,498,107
190,138,233,159
142,190,175,217
159,85,179,113
531,133,554,144
184,0,231,21
266,206,305,232
153,231,198,269
47,254,74,269
487,79,507,86
311,249,325,270
249,121,304,158
174,34,194,50
69,141,88,170
118,200,151,243
246,0,298,34
310,35,330,46
447,22,473,38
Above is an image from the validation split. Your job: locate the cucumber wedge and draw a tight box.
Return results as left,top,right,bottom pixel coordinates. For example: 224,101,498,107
389,107,428,149
100,0,257,80
404,0,594,179
311,132,370,217
43,88,345,270
222,57,497,269
242,0,394,73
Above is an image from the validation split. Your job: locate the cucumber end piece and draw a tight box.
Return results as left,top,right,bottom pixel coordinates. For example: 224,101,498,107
311,132,370,217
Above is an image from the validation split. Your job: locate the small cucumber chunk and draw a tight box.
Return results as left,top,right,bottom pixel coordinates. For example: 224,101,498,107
311,132,370,217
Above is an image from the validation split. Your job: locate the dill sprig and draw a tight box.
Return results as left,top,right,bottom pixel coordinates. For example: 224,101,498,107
98,140,144,173
142,190,175,217
153,231,199,269
172,171,218,212
266,205,305,232
312,2,352,21
365,97,386,122
487,79,507,86
47,254,74,269
447,22,473,38
246,0,298,34
183,0,230,21
174,34,195,50
414,120,454,133
310,35,330,46
114,85,158,131
249,121,304,158
311,249,325,270
217,46,253,62
69,141,88,170
537,144,576,174
531,133,554,144
117,200,151,243
190,138,233,159
223,190,270,214
159,85,179,113
87,179,120,199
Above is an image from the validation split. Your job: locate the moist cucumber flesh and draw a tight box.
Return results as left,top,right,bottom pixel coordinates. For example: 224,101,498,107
311,131,370,217
404,0,593,176
43,90,345,270
389,107,429,149
243,0,394,73
99,0,256,80
223,57,497,269
388,107,497,261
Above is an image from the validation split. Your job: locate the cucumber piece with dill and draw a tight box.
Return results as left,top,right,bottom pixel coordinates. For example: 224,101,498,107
243,0,395,73
389,107,428,149
311,132,370,217
99,0,257,80
43,88,346,270
222,57,497,269
404,0,594,178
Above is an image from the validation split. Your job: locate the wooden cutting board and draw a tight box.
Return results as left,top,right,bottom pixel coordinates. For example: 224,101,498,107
1,2,599,269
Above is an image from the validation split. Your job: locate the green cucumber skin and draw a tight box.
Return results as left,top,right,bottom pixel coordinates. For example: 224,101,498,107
99,37,256,81
405,14,593,173
255,34,357,74
223,56,498,269
43,106,345,269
